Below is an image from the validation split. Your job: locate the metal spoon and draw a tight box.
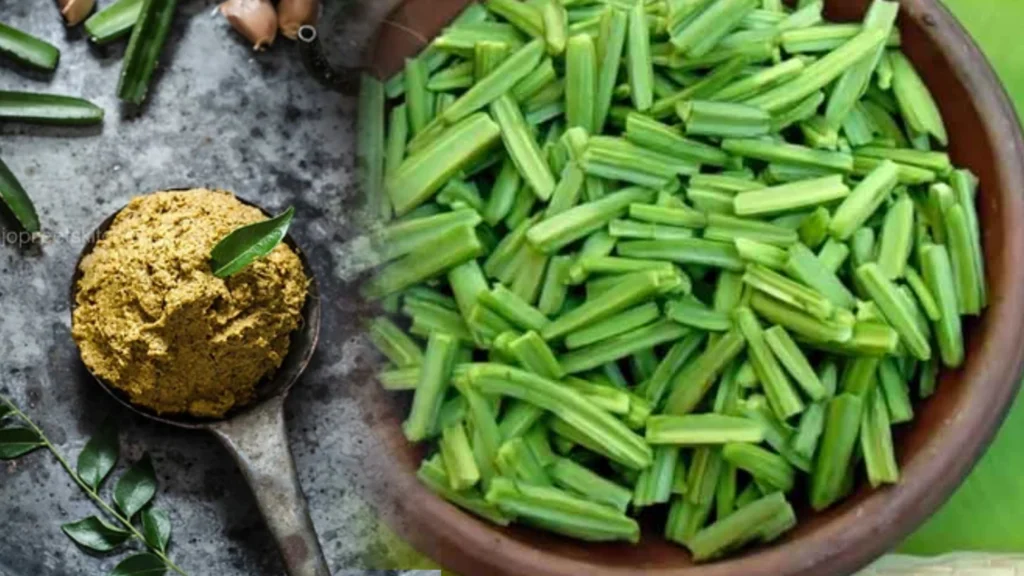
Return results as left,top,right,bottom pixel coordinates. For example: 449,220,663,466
69,193,327,576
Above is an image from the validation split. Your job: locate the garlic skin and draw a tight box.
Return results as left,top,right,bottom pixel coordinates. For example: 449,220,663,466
56,0,96,26
278,0,319,40
219,0,278,51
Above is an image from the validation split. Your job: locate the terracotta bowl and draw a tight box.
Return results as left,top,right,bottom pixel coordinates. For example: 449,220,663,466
364,2,1024,575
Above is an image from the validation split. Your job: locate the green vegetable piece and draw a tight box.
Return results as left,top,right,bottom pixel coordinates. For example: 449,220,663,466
85,0,143,45
372,224,484,298
786,243,857,310
664,330,747,415
496,437,551,485
950,169,986,309
441,422,481,490
492,95,557,201
485,477,641,543
645,333,706,408
733,175,850,217
861,387,899,487
764,326,827,401
677,100,771,139
791,401,826,462
735,238,788,270
419,457,512,525
384,208,481,261
369,317,423,368
855,146,952,174
388,113,502,216
486,0,544,36
542,0,568,55
209,207,294,278
626,1,655,111
857,263,931,360
705,213,800,247
634,445,680,507
404,333,459,442
566,34,597,133
744,263,834,320
549,457,633,513
0,91,104,126
467,364,653,469
509,331,565,379
712,57,807,103
377,368,420,391
946,204,983,315
484,158,522,226
723,138,854,172
688,492,794,561
770,90,826,132
749,292,852,344
670,0,758,58
475,40,510,81
746,28,887,113
0,157,40,233
443,40,545,124
876,194,915,280
528,187,655,253
920,244,964,368
480,285,550,333
735,308,805,420
564,302,660,349
629,202,708,229
890,51,948,146
625,113,730,168
618,238,746,271
723,443,796,493
117,0,178,105
877,358,914,424
595,7,629,131
829,159,899,240
513,58,557,102
384,105,409,181
818,239,851,273
0,22,59,71
407,58,436,133
646,414,764,445
824,0,900,127
582,136,697,188
561,319,689,374
810,393,863,510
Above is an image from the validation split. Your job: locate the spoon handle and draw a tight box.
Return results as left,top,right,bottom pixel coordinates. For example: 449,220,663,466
210,395,330,576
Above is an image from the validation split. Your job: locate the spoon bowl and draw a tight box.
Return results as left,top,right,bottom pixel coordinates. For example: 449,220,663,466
69,189,328,576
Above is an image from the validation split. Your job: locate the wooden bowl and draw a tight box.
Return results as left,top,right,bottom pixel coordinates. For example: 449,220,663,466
364,1,1024,575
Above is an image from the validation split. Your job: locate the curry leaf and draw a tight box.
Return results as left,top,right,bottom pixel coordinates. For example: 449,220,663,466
114,454,157,519
141,507,172,553
61,516,131,552
0,427,44,459
108,553,167,576
0,157,40,233
209,206,295,278
0,404,12,422
77,419,119,491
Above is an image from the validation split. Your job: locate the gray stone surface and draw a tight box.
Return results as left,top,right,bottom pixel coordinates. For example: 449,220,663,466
0,1,421,575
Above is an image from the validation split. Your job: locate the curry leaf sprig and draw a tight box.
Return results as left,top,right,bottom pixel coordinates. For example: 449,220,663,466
0,394,188,576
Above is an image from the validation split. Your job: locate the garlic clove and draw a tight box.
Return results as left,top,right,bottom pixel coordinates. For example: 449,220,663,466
277,0,319,40
57,0,96,27
219,0,278,51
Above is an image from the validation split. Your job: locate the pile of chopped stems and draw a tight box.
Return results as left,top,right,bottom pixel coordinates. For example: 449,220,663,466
359,0,986,561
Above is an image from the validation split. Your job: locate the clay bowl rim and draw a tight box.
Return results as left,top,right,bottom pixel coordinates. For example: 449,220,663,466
365,1,1024,575
68,188,323,431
